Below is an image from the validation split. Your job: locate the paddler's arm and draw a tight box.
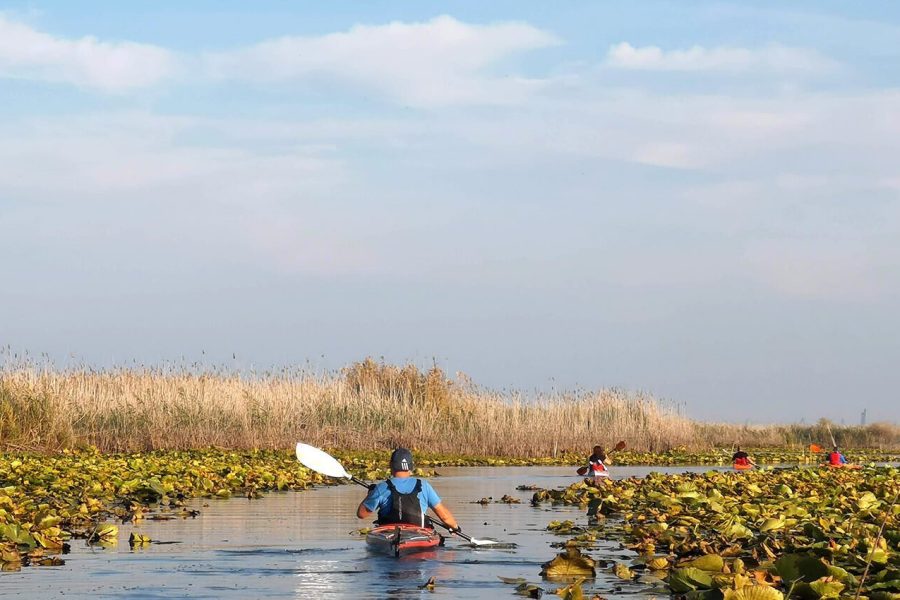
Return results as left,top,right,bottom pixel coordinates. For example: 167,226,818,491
432,503,459,530
356,502,373,519
356,484,380,519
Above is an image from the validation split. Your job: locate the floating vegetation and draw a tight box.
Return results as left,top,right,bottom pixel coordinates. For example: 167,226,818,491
531,466,900,598
607,448,899,467
472,495,521,505
0,448,329,569
541,546,597,579
498,576,545,598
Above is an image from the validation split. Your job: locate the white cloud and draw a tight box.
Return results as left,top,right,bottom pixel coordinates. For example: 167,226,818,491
203,15,558,107
0,15,175,91
605,42,836,73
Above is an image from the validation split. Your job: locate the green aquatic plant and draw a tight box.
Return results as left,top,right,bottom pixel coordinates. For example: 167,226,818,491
541,547,597,579
531,466,900,598
0,448,330,569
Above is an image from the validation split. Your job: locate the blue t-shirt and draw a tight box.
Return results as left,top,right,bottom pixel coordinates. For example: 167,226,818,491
363,477,442,521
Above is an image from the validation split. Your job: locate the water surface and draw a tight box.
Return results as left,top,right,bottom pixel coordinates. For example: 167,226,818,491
4,465,729,599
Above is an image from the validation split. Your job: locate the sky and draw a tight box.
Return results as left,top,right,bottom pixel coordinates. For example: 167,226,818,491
1,1,899,424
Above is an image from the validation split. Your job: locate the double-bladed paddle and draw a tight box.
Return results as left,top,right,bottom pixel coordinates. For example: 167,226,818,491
294,442,507,547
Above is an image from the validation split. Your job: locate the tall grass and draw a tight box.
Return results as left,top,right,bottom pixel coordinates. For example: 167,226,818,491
0,358,897,454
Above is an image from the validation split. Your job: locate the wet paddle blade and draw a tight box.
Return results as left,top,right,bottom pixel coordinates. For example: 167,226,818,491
809,443,823,453
295,442,352,479
466,537,514,548
576,466,588,476
614,440,626,452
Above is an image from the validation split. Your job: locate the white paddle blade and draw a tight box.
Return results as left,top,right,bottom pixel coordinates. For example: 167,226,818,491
295,442,352,479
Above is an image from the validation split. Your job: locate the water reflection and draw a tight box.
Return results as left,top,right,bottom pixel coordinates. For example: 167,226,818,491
2,465,728,599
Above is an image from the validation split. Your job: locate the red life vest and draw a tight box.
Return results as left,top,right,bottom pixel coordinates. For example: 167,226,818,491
827,452,842,466
589,456,608,477
734,456,749,467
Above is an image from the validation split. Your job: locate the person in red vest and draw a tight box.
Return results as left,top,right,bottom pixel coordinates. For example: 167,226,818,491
826,446,847,466
732,447,757,469
585,445,610,479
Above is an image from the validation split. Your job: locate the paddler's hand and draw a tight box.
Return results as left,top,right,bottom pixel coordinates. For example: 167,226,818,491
448,525,462,534
367,483,376,491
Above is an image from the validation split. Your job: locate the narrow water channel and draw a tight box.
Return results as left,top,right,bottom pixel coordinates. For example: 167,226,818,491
3,466,730,599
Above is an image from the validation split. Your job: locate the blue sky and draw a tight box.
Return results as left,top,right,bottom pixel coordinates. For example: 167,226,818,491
1,2,899,423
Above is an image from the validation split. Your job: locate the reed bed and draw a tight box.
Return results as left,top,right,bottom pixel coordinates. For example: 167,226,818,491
1,359,897,454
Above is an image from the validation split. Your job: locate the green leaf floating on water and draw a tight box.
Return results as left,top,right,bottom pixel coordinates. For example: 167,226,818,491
540,547,596,579
669,567,714,593
759,516,785,532
0,524,36,548
774,554,828,584
686,590,724,600
857,491,880,511
683,554,725,572
128,533,151,545
825,565,856,586
515,582,544,598
807,578,844,599
723,586,784,600
614,562,634,580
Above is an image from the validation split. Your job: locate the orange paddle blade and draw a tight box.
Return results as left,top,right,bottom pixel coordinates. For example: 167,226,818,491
809,443,823,453
613,440,626,452
576,466,588,476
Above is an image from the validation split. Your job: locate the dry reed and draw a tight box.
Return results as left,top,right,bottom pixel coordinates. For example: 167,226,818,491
1,358,897,454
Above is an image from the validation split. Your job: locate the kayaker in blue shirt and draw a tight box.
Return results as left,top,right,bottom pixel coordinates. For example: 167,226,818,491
357,448,460,533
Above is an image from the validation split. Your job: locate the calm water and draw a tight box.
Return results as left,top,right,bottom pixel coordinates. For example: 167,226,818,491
4,466,730,599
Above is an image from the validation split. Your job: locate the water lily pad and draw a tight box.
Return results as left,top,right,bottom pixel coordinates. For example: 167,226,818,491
774,554,828,584
807,578,844,599
759,517,785,533
613,562,634,580
541,548,596,579
669,567,714,593
723,586,784,600
685,554,725,572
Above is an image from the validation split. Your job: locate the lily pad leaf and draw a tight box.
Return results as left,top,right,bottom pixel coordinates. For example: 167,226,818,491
759,517,785,533
541,548,596,579
774,554,828,584
0,525,36,548
857,492,879,511
684,555,725,572
669,567,714,593
808,578,844,599
723,586,785,600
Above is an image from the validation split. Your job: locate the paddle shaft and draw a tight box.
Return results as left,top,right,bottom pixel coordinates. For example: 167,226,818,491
426,516,474,543
348,476,372,489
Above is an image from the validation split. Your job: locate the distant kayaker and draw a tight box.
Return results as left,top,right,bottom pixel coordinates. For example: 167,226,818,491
732,447,757,469
826,446,847,466
585,445,610,479
357,448,461,533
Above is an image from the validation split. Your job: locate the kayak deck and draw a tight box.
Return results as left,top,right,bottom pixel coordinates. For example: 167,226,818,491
366,524,443,557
